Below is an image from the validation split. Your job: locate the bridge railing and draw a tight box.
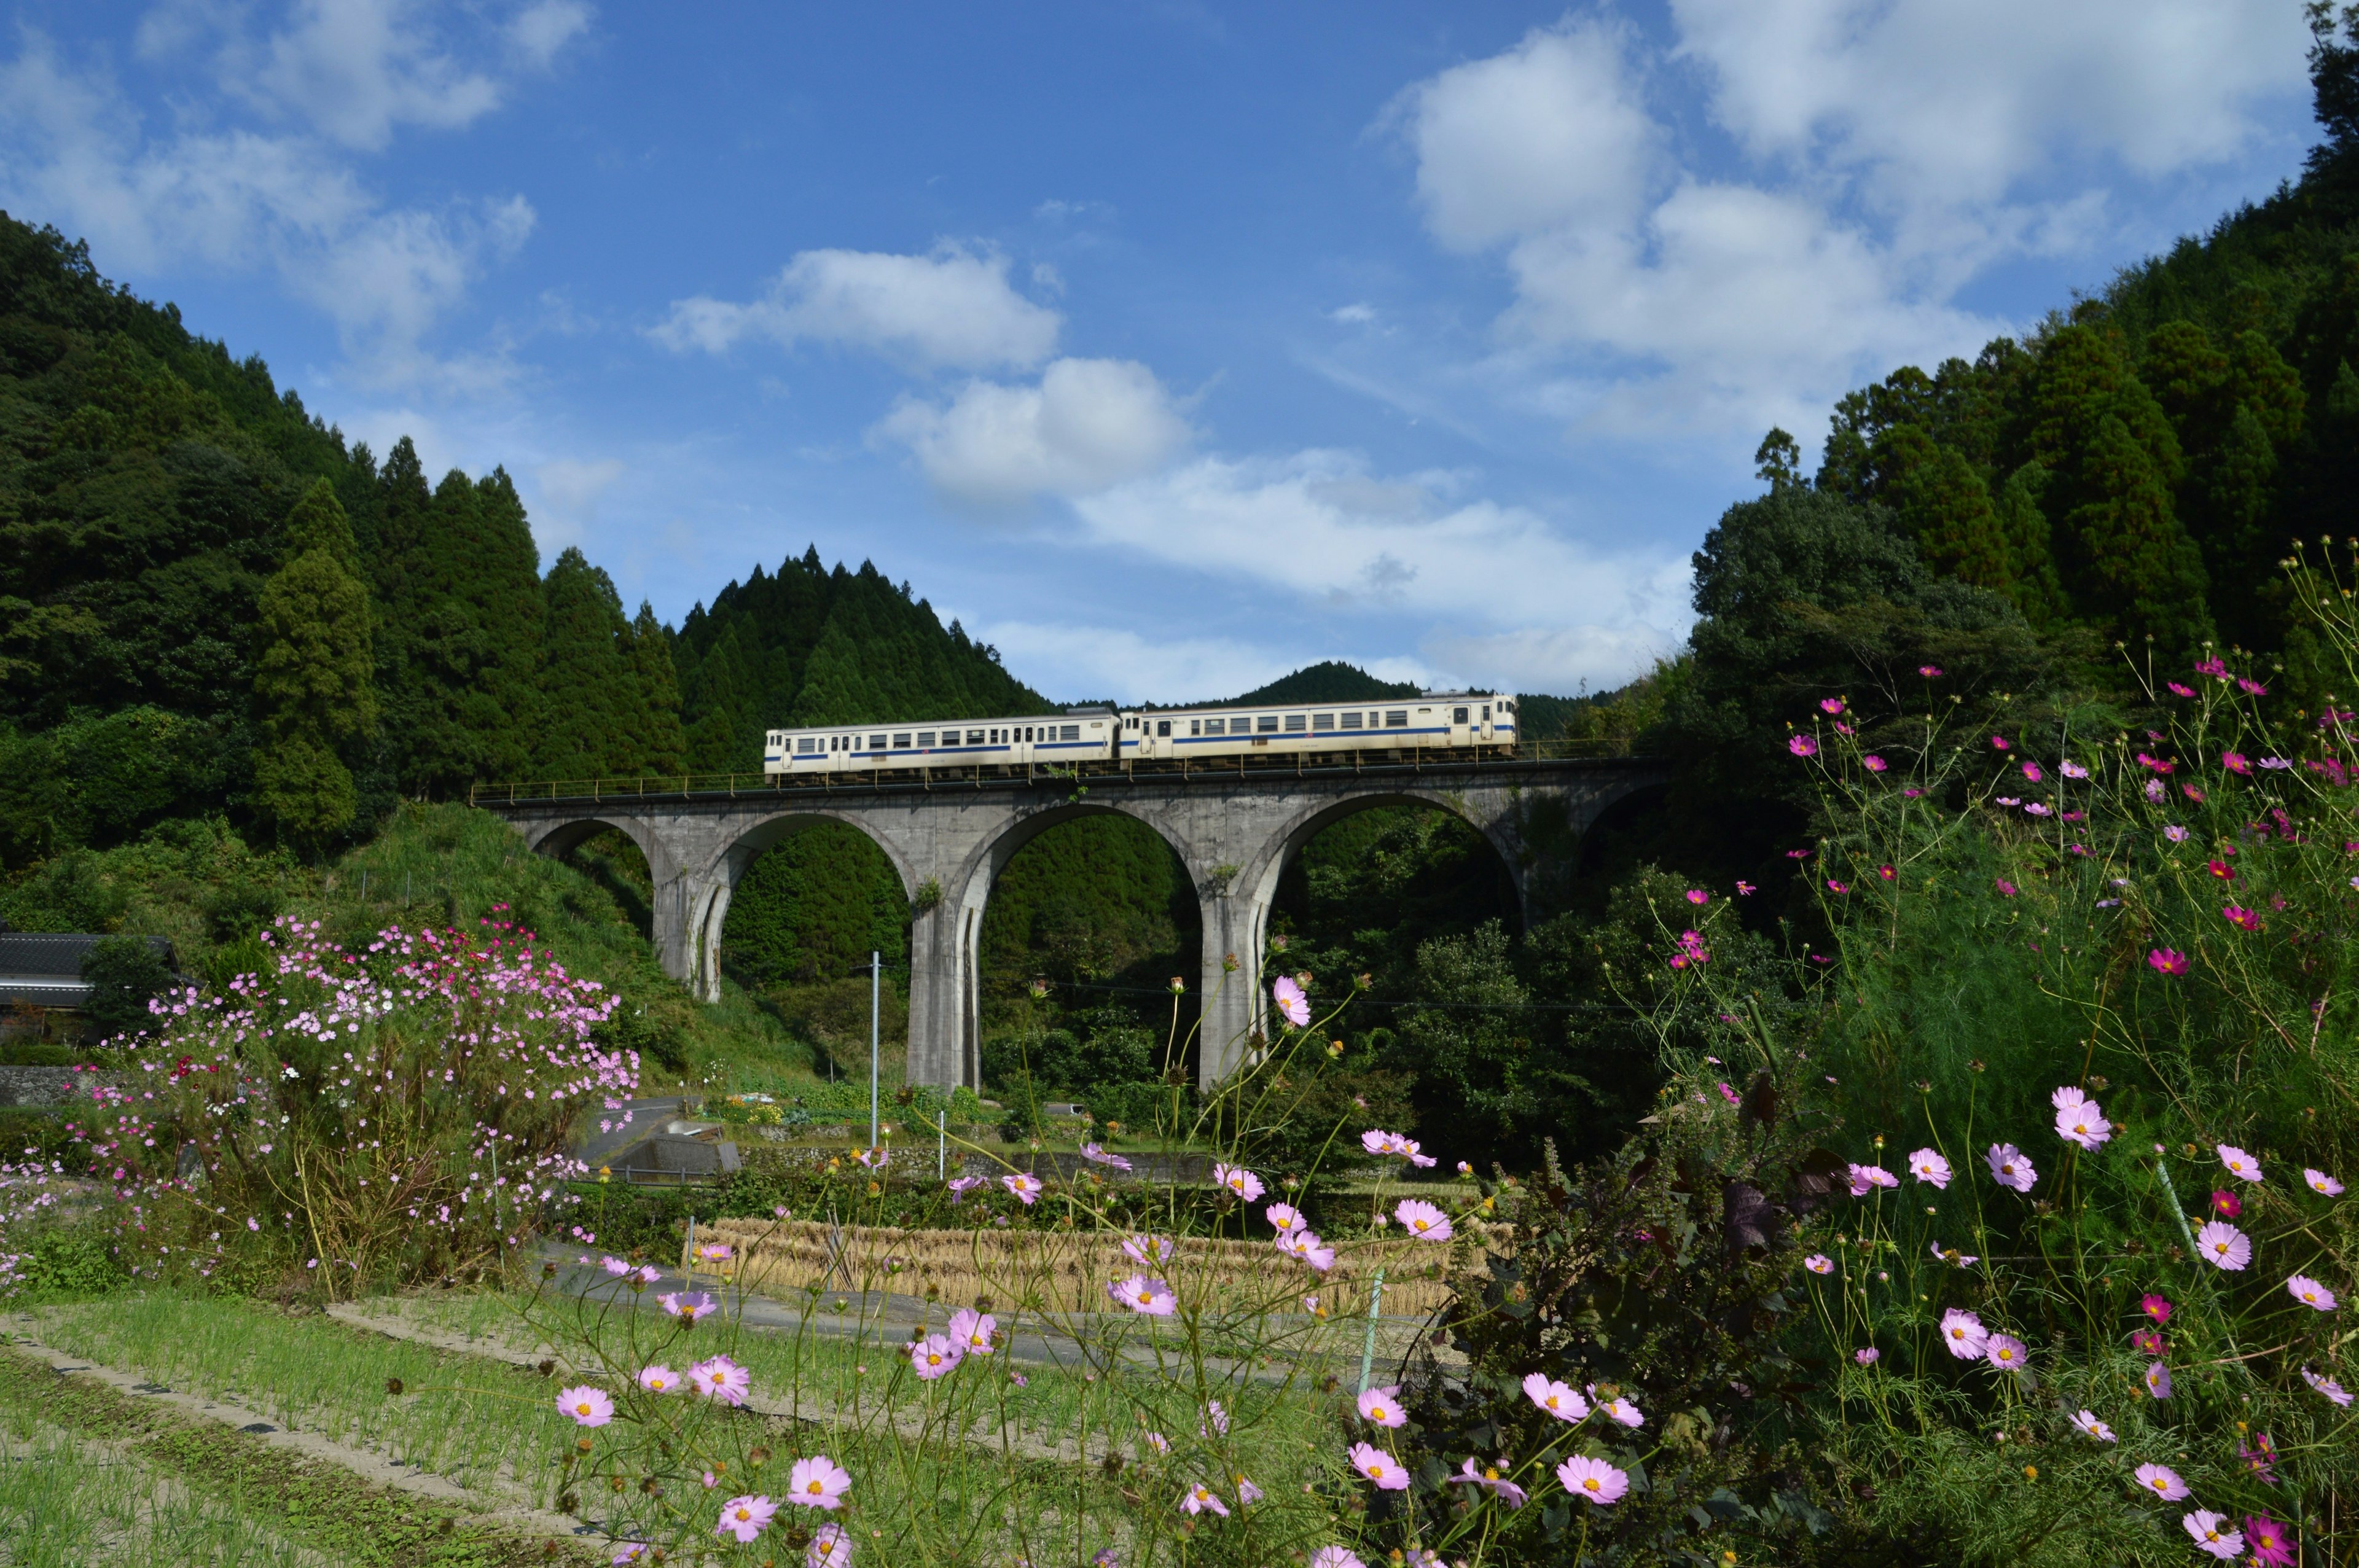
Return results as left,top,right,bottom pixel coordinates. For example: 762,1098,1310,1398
466,739,1647,806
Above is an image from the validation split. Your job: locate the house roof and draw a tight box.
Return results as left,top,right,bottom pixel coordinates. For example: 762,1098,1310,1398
0,934,176,1008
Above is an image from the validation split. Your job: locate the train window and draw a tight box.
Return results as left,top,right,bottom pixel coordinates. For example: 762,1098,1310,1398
1503,700,1516,714
964,730,980,744
1256,714,1280,733
1480,706,1490,722
1453,707,1469,725
797,737,816,753
1061,724,1079,740
1340,712,1362,730
868,735,887,749
1157,719,1171,736
1312,714,1334,730
917,732,934,747
1189,720,1202,736
893,733,912,748
1384,711,1408,728
1283,714,1306,732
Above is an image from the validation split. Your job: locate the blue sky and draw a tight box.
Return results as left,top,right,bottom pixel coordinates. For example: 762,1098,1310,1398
0,1,2322,702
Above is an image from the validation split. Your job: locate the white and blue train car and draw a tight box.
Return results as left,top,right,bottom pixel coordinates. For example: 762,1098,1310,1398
1116,692,1516,762
765,711,1116,776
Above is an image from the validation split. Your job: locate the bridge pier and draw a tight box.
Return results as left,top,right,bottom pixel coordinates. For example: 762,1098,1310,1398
490,758,1664,1093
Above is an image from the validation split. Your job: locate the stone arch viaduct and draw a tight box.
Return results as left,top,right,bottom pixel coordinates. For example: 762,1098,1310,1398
474,755,1665,1091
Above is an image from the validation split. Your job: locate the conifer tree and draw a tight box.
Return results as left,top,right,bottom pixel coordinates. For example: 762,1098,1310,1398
251,479,377,843
2064,413,2215,657
628,602,688,776
1992,464,2067,628
538,548,637,779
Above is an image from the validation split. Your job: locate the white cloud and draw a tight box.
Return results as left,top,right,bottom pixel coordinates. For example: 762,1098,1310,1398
527,454,626,552
976,622,1361,705
508,1,594,69
877,357,1191,507
1328,302,1377,324
1392,7,2309,445
651,244,1062,372
227,0,507,152
1067,449,1690,691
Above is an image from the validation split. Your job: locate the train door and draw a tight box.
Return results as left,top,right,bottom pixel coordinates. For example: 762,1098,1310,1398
1477,702,1495,742
1449,703,1473,747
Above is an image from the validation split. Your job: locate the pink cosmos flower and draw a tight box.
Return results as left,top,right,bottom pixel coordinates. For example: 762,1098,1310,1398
1592,1389,1644,1427
1359,1129,1397,1157
1449,1457,1529,1508
1555,1456,1629,1505
1348,1442,1409,1490
2141,1293,2173,1325
948,1306,997,1355
909,1333,963,1379
636,1365,680,1394
1310,1551,1367,1568
2052,1089,2112,1150
2168,682,2196,697
612,1545,651,1564
1908,1149,1952,1188
1109,1274,1177,1315
1788,734,1818,757
2061,760,2089,778
947,1175,987,1203
2195,1220,2251,1271
2070,1409,2116,1442
601,1255,632,1276
2306,1168,2345,1196
1994,878,2017,896
1983,1335,2027,1373
557,1385,614,1427
1395,1198,1453,1241
1079,1142,1132,1171
1930,1242,1978,1268
2223,905,2262,931
1180,1481,1230,1516
1826,880,1849,894
2245,1516,2296,1568
1986,1144,2036,1192
2134,1464,2190,1501
2144,1361,2172,1400
1272,974,1310,1028
1202,1400,1229,1437
1938,1308,1988,1360
2183,1510,2242,1560
1863,754,1887,772
806,1523,851,1568
785,1455,853,1510
1399,1139,1437,1168
2286,1274,2338,1311
1685,888,1709,904
1266,1201,1307,1233
1522,1373,1589,1422
1803,1254,1833,1274
715,1495,778,1544
1279,1228,1336,1271
2216,1144,2263,1182
1854,1348,1879,1365
690,1355,751,1406
2224,751,2253,774
1357,1385,1407,1427
1820,698,1845,714
1003,1172,1044,1205
2301,1366,2352,1406
2021,761,2043,782
1920,665,1942,677
1847,1163,1898,1195
2132,1328,2167,1356
2148,948,2191,977
1214,1163,1266,1202
853,1145,889,1169
659,1290,717,1325
1122,1233,1175,1266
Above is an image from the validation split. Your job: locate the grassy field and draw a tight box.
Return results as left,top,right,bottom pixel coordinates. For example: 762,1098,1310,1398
18,1287,1358,1566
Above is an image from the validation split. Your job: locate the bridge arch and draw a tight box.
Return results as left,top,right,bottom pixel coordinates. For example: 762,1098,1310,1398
520,814,678,886
683,809,925,1005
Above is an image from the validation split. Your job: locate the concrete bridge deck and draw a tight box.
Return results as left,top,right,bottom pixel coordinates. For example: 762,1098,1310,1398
472,751,1665,1091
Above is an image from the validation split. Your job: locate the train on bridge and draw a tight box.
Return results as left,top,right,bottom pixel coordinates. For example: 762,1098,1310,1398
764,692,1519,778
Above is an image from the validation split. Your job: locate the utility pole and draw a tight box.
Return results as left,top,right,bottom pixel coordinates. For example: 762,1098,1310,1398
869,950,880,1152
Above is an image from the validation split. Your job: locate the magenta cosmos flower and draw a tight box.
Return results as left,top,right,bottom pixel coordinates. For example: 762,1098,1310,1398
2218,1144,2264,1182
2285,1274,2339,1311
1108,1274,1177,1315
1939,1308,1988,1360
714,1495,777,1544
1348,1442,1410,1491
2134,1464,2190,1501
2148,948,2191,976
1788,734,1818,757
1003,1172,1044,1205
2140,1292,2173,1324
2305,1167,2345,1196
1907,1148,1952,1188
948,1307,997,1355
1986,1144,2037,1192
1180,1481,1230,1517
1522,1373,1589,1422
1556,1456,1629,1506
1357,1385,1407,1427
689,1356,751,1406
1272,974,1310,1028
2195,1220,2251,1271
1863,754,1887,771
1214,1163,1265,1201
2183,1510,2242,1561
2245,1516,2297,1568
2069,1410,2116,1443
637,1365,680,1394
785,1456,853,1510
557,1386,614,1427
2052,1086,2112,1149
908,1333,963,1379
1395,1198,1453,1241
1449,1458,1529,1508
1279,1228,1336,1271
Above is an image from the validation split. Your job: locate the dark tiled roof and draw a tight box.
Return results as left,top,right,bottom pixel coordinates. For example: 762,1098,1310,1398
0,934,176,1007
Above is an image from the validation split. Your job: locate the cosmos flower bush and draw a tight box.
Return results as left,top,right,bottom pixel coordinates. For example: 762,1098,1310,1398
68,912,636,1296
